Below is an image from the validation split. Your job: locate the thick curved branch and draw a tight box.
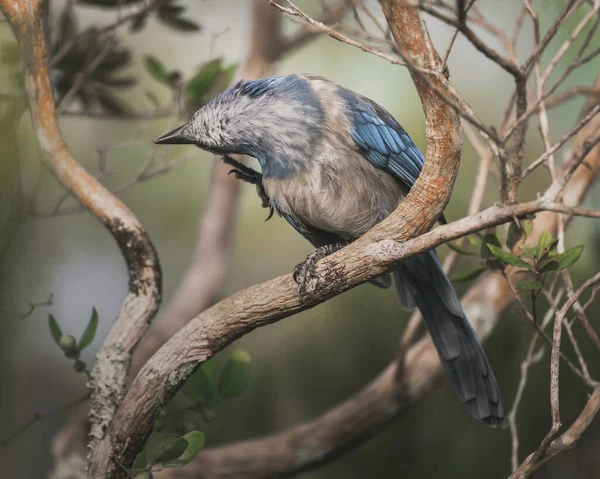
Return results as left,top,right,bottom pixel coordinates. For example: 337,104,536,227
0,0,162,454
87,1,463,475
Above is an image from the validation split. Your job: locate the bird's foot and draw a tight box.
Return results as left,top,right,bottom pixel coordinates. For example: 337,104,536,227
223,155,274,220
293,242,345,302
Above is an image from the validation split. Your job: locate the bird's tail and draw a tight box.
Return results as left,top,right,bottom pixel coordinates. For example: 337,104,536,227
394,251,507,428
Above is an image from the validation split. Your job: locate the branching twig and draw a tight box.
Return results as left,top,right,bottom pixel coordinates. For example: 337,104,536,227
0,393,89,448
0,0,162,471
0,293,53,319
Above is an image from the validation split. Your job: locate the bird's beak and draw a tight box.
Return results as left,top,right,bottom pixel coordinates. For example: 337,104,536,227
154,123,195,145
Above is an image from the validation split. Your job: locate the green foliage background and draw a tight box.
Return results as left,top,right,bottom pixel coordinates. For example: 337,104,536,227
1,1,599,478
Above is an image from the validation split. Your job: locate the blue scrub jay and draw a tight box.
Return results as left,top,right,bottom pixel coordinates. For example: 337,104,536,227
155,74,507,428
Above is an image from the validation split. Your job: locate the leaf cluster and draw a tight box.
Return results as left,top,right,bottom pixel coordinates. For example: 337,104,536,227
144,55,237,115
450,221,584,296
48,308,99,374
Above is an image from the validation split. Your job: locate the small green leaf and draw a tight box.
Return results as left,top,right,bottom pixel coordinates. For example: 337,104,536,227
162,431,206,468
535,231,553,260
219,63,237,88
519,246,536,259
487,244,532,270
553,244,585,271
186,59,222,102
507,221,523,249
467,235,481,247
450,265,487,283
144,434,188,466
538,260,559,274
131,450,149,473
517,280,543,290
446,242,477,256
522,220,533,238
78,307,98,350
129,12,148,33
218,349,251,399
48,314,63,346
59,334,79,358
158,15,202,32
481,233,502,259
96,90,129,115
144,90,160,107
144,55,172,86
182,358,219,406
134,472,153,479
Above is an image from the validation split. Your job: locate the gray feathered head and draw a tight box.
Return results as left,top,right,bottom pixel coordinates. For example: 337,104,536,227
154,74,324,176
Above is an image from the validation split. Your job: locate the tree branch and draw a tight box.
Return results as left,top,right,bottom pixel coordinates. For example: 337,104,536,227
0,0,162,460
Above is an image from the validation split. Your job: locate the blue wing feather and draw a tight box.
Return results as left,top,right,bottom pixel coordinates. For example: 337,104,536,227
338,87,425,189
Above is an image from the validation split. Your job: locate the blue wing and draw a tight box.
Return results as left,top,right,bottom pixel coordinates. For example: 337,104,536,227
338,88,424,190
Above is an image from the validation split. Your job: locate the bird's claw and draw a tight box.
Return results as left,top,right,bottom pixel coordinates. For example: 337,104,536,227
228,168,259,184
293,243,345,302
293,253,320,302
223,156,274,221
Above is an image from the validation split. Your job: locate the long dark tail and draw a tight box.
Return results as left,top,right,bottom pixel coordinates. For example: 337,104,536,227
394,251,507,428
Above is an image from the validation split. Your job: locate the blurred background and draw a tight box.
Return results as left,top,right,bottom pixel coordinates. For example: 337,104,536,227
1,0,599,477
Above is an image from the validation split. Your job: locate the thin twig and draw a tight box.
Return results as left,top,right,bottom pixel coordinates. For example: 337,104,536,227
0,393,89,448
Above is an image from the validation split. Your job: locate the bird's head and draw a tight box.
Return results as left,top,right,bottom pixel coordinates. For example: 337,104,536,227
154,74,324,177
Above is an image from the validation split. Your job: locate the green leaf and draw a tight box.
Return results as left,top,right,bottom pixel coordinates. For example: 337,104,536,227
131,450,149,473
467,235,481,247
486,244,532,270
59,334,79,358
182,358,219,406
553,245,585,271
446,241,477,256
517,280,543,290
519,246,536,259
144,90,160,107
507,221,523,249
218,349,251,399
129,12,148,33
157,9,202,32
95,90,129,115
162,431,206,468
186,59,222,102
78,307,98,350
48,314,63,346
481,233,502,259
219,63,237,88
538,260,559,274
144,55,172,86
144,434,188,466
134,472,153,479
535,231,553,260
522,220,533,238
450,265,487,283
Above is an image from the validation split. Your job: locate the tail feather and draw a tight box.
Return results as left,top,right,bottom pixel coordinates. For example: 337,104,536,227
396,251,507,428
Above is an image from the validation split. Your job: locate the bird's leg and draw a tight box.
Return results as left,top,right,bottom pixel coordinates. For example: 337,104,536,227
222,155,274,220
293,242,346,302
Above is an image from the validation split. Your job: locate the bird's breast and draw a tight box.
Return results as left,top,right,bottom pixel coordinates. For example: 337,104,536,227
262,155,406,238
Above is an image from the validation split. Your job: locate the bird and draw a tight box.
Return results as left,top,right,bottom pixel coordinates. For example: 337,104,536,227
154,73,507,428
